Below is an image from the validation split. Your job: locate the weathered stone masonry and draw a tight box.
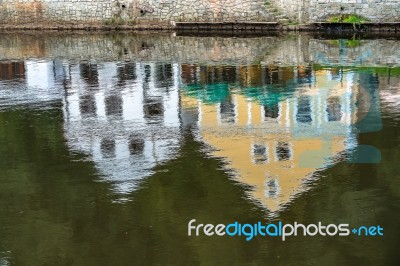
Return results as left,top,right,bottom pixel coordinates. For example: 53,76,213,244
308,0,400,22
0,0,273,26
0,0,399,27
270,0,400,22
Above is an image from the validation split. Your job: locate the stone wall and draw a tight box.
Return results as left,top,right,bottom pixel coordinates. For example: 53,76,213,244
269,0,308,22
0,0,119,24
308,0,400,22
270,0,400,23
131,0,273,23
0,0,273,26
0,0,399,25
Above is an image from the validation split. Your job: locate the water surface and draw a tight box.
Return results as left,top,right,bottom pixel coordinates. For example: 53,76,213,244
0,33,399,266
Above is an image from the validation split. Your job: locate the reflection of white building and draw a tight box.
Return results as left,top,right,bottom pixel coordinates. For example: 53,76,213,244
61,61,182,198
0,59,183,199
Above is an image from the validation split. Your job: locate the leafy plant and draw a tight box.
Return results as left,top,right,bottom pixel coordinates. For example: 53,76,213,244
328,14,370,23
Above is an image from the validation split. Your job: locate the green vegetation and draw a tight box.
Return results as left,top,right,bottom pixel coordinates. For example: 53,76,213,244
287,20,299,26
328,14,370,23
328,39,362,48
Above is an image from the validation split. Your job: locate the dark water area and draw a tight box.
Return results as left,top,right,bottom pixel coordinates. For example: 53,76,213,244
0,33,399,266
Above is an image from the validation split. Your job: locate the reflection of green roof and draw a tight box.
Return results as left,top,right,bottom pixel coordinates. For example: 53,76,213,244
242,86,283,106
241,82,298,106
183,78,306,105
183,83,230,104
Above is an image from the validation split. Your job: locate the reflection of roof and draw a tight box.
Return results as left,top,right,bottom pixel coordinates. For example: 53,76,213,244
181,65,312,105
183,83,230,104
182,70,359,213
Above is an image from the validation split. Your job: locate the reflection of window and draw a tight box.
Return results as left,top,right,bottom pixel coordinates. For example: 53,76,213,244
297,66,312,80
129,135,145,155
101,138,115,158
265,177,279,198
264,103,279,119
181,64,198,84
222,66,237,83
326,96,342,121
0,62,25,80
144,65,151,83
155,64,173,89
296,96,312,123
80,62,98,85
117,63,136,85
79,94,97,115
276,142,291,161
144,99,164,120
220,97,235,124
252,144,268,164
105,95,123,116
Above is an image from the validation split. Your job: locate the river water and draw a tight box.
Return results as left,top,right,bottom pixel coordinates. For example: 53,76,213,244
0,33,399,265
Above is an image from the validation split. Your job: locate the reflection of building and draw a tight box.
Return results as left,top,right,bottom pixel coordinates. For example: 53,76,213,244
0,59,63,108
0,58,376,209
0,58,183,199
62,61,182,198
182,68,360,213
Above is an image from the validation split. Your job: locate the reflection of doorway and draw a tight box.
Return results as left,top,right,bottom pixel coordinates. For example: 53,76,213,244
265,177,280,198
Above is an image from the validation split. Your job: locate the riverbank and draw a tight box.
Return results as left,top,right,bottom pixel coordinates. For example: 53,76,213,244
1,22,400,33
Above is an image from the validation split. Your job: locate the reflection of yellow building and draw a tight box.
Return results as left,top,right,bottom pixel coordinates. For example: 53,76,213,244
182,70,360,213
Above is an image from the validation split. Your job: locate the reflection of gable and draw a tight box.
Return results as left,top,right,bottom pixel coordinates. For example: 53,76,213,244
182,70,358,213
63,62,182,197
